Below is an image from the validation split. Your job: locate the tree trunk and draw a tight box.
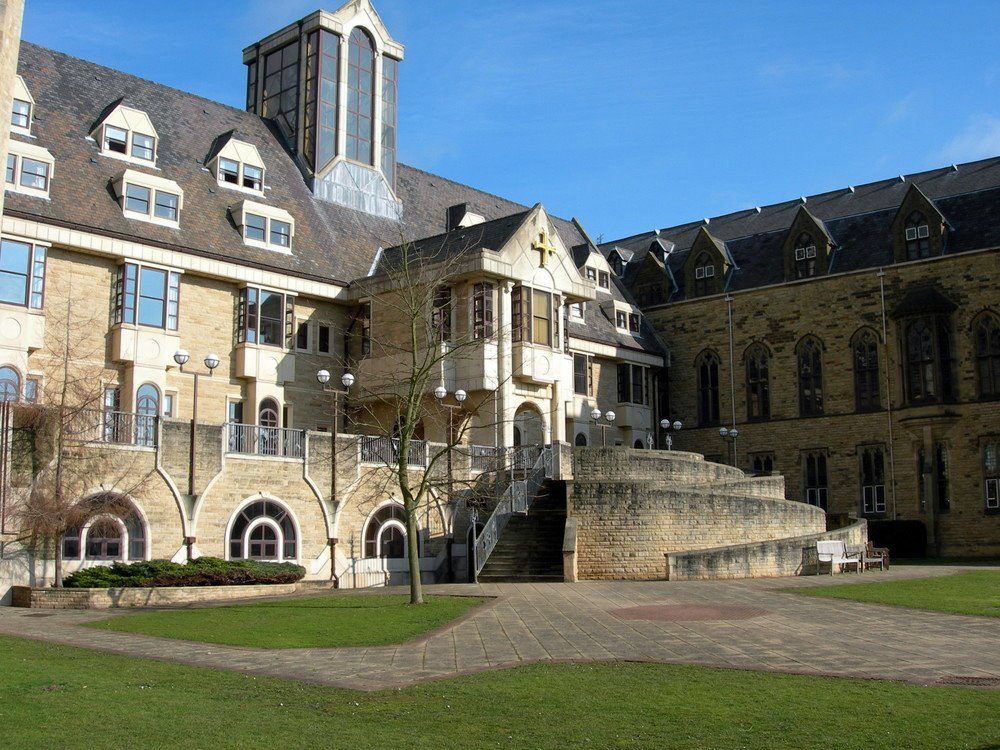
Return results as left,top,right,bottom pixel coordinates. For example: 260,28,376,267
405,503,423,604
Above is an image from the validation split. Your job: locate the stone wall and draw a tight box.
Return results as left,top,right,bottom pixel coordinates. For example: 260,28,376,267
569,447,827,580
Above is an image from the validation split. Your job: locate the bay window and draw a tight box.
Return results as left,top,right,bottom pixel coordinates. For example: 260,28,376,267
0,238,46,309
238,287,294,347
113,262,180,330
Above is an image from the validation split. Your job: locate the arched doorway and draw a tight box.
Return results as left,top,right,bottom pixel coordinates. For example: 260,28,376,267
135,383,159,447
258,397,280,455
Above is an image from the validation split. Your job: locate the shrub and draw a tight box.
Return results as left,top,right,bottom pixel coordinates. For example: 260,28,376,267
63,558,306,588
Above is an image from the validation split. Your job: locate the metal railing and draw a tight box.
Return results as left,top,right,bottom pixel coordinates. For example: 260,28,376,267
226,423,305,458
469,444,502,472
468,444,541,473
360,436,428,468
69,410,159,448
474,444,552,578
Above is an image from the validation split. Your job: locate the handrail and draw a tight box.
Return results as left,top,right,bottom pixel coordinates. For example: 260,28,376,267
69,409,159,448
226,423,305,459
474,444,552,579
359,436,428,467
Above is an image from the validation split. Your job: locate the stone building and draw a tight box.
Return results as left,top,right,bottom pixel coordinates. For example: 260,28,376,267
606,165,1000,557
0,1,668,599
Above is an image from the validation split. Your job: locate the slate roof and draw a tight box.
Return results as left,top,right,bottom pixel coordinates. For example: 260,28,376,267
7,42,587,286
603,158,1000,303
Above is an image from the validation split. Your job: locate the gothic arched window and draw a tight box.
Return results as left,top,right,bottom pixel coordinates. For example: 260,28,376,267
744,344,770,421
852,329,881,412
974,313,1000,399
696,351,720,426
797,337,824,416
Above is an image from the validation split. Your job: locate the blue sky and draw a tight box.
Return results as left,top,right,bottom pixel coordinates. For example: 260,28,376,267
21,0,1000,241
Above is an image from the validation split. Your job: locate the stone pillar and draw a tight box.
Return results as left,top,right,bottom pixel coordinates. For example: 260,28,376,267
0,0,25,220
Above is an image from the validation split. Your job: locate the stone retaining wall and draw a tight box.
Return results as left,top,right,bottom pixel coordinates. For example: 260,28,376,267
665,520,868,580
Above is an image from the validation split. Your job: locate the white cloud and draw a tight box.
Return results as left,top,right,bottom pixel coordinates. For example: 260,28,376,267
939,115,1000,163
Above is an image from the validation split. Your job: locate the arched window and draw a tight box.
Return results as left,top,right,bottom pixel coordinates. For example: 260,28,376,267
852,329,881,412
0,365,20,401
346,28,375,165
692,253,715,297
86,518,123,560
904,211,930,260
135,383,159,447
793,232,817,279
974,313,1000,399
859,445,886,516
229,499,297,561
797,338,824,416
62,501,147,562
696,351,720,426
744,344,770,421
905,317,953,404
574,432,588,447
258,397,280,455
363,503,408,559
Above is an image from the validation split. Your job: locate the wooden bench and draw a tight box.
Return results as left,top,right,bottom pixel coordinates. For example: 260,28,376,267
816,540,862,575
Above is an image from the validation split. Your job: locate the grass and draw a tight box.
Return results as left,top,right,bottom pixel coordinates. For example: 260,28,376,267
790,570,1000,617
1,635,998,749
86,594,486,648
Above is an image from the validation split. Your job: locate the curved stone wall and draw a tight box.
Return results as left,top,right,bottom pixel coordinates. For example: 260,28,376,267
568,448,827,580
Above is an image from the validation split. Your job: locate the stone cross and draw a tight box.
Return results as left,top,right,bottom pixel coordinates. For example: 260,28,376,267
532,229,557,267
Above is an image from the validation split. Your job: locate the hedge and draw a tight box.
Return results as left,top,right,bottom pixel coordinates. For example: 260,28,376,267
62,557,306,588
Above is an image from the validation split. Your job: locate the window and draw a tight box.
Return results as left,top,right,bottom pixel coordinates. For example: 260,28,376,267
628,313,640,333
346,28,375,165
797,337,824,416
984,440,1000,513
258,398,281,456
532,289,552,345
616,310,627,329
359,302,371,356
570,302,583,319
696,351,721,426
97,107,158,164
0,238,46,308
229,500,297,561
24,377,38,403
974,313,1000,399
233,201,295,251
904,316,954,404
262,41,300,144
303,29,339,171
585,267,597,282
693,253,715,297
318,324,331,354
432,286,452,343
573,354,591,396
751,453,774,475
295,320,309,351
117,171,183,226
745,344,770,421
803,451,828,509
598,271,610,289
135,383,160,448
11,99,30,130
65,507,145,561
473,282,494,339
4,143,56,198
0,365,20,401
917,442,950,513
616,363,648,405
213,139,266,193
859,446,886,516
114,263,180,330
904,211,931,260
793,233,817,279
131,133,155,161
513,287,555,346
382,55,398,186
363,503,408,559
238,287,291,347
104,125,128,155
852,329,881,412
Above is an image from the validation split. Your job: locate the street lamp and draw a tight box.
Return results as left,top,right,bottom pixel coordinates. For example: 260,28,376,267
591,407,616,447
173,349,220,561
435,385,467,583
719,426,740,467
317,368,355,584
659,418,683,450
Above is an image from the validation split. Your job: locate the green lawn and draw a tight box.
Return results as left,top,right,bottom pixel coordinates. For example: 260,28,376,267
791,570,1000,617
1,635,997,750
87,594,486,648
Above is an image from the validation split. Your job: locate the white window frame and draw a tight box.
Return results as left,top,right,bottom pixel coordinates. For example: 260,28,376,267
4,141,54,199
92,105,159,166
212,139,266,195
231,199,295,253
10,76,34,136
114,169,183,228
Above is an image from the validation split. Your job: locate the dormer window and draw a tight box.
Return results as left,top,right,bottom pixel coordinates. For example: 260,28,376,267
628,313,640,333
231,200,294,252
4,141,55,198
693,254,716,296
616,310,627,329
93,104,158,165
570,302,584,319
114,170,183,227
904,212,931,260
598,271,610,289
585,267,597,282
10,76,33,135
793,233,818,278
210,138,266,195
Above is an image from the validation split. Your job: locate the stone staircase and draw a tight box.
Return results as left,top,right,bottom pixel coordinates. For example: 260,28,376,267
478,480,566,583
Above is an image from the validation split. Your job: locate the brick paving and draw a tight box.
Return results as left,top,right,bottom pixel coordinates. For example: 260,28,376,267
1,565,999,691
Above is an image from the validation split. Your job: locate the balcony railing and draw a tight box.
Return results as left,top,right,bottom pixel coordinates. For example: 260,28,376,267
70,410,158,448
360,436,428,468
226,423,305,459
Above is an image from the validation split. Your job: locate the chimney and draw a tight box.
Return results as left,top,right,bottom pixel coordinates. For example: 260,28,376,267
446,203,485,231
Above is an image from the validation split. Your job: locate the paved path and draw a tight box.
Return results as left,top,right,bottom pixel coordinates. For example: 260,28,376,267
2,565,999,691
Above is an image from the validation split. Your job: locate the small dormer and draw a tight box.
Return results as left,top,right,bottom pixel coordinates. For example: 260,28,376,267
890,183,947,262
782,206,835,281
206,133,265,195
684,227,731,298
91,102,159,166
10,75,34,136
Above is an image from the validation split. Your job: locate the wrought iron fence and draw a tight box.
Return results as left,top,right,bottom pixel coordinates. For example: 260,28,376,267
226,423,305,458
359,436,428,467
68,410,158,448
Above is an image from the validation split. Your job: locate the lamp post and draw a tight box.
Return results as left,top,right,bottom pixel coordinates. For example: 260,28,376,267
591,407,616,447
317,368,355,584
660,418,683,450
173,349,219,559
435,385,467,583
719,426,739,467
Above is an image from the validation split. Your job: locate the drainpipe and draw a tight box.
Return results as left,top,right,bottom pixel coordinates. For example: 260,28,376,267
878,269,898,520
725,295,738,467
